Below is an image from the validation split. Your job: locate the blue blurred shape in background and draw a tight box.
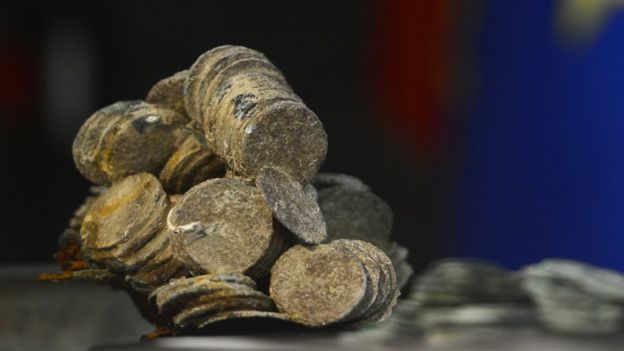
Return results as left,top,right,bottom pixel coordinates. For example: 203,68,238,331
455,1,624,270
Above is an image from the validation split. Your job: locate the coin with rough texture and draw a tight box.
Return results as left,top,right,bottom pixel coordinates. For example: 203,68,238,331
410,258,527,307
125,256,186,294
185,45,327,182
256,167,327,244
333,240,382,322
318,186,393,251
343,239,399,323
81,173,170,256
167,178,281,277
146,70,189,115
73,100,188,184
68,194,99,230
152,275,258,315
173,294,275,328
270,242,369,327
159,130,225,194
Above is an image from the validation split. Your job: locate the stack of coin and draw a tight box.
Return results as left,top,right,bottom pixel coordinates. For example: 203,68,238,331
150,274,281,330
270,240,399,327
184,45,327,184
80,173,180,279
72,100,189,185
158,129,225,194
518,259,624,334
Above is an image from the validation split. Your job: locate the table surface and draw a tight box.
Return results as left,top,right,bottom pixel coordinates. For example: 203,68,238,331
3,264,623,351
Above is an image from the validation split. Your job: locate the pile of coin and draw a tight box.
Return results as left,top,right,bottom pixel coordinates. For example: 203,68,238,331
518,259,624,334
350,258,624,346
42,45,413,334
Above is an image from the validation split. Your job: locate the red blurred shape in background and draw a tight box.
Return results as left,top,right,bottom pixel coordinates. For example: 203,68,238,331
0,44,36,122
375,0,450,161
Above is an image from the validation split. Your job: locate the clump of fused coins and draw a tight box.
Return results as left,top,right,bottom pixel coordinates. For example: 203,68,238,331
41,45,414,335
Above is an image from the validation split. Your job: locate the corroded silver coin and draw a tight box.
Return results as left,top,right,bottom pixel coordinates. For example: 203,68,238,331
256,167,327,244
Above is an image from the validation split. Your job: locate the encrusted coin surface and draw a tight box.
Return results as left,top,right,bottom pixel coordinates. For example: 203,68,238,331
270,242,369,327
81,173,170,258
256,167,327,244
167,178,279,277
159,130,225,194
73,100,188,184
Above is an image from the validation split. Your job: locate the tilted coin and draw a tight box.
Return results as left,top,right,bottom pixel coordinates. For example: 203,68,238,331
343,239,399,323
193,310,290,329
173,293,275,329
167,178,284,277
80,173,170,271
318,186,393,252
151,274,258,315
68,194,99,230
146,70,188,115
73,100,188,184
159,129,225,194
107,227,172,273
125,256,186,294
270,242,370,327
184,45,269,124
256,167,327,244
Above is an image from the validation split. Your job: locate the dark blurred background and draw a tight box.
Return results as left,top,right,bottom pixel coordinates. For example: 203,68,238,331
1,0,623,271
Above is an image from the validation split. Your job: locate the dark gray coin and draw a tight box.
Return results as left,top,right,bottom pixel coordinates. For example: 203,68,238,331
312,172,369,191
256,167,327,244
318,187,393,251
81,173,170,254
